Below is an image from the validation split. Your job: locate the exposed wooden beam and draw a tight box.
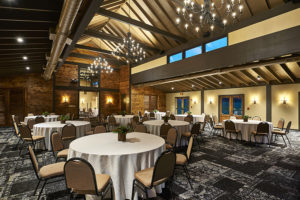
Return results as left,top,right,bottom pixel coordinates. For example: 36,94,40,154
84,30,160,52
228,72,250,86
216,74,239,87
0,0,62,11
96,7,187,43
197,78,217,89
69,52,126,65
280,63,296,82
204,76,222,88
212,75,231,87
245,0,254,16
264,66,283,83
252,68,270,84
185,79,202,90
240,70,259,85
74,44,125,57
265,0,272,9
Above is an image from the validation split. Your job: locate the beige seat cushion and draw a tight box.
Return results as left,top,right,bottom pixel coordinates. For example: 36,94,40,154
273,127,281,131
176,154,187,165
96,174,111,192
251,130,268,135
39,162,65,179
165,143,173,149
214,125,223,129
57,149,69,158
272,130,285,135
135,167,154,187
24,135,45,141
182,132,191,137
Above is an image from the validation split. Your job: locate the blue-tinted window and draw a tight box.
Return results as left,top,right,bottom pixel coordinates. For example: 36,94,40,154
177,98,182,114
185,46,202,58
205,37,227,52
233,97,242,115
221,97,230,115
169,52,182,63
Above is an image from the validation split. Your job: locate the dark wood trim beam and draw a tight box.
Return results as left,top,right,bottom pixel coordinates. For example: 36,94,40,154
217,74,239,87
240,70,259,85
203,76,222,88
74,44,125,57
210,75,231,87
264,66,283,83
69,52,126,65
84,30,160,52
0,0,63,11
229,72,250,86
197,78,216,89
252,68,270,84
280,63,296,82
96,7,186,43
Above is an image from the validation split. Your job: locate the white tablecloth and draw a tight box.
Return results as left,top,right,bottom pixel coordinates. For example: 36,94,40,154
33,121,91,150
24,115,59,124
109,115,134,126
68,132,165,200
143,120,190,145
144,112,166,120
222,120,273,143
175,114,205,123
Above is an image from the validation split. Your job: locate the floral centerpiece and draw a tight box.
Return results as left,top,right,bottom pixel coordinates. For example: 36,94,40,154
113,126,132,141
162,116,169,123
42,111,49,117
243,115,250,122
121,110,126,117
153,109,158,113
60,115,70,124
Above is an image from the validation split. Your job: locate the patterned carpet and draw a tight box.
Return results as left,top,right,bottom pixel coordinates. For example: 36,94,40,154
0,127,300,200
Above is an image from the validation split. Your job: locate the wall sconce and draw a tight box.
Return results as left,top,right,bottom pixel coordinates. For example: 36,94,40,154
253,98,257,104
62,96,69,103
208,98,213,104
106,97,113,104
281,97,287,104
191,98,197,104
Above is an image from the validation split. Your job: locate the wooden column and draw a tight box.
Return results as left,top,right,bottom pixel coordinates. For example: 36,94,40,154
52,73,56,113
266,85,271,122
201,89,204,114
129,64,132,113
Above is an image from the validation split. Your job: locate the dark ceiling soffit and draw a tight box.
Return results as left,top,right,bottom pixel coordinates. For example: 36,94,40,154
58,0,105,69
69,52,126,65
84,29,160,52
132,1,300,67
131,26,300,85
97,7,187,43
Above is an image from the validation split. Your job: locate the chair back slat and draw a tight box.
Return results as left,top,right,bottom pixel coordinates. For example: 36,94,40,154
166,128,177,146
151,151,176,187
257,122,269,133
285,121,292,134
19,125,33,139
51,131,64,152
27,119,36,129
278,119,285,130
160,123,172,138
225,120,236,132
64,158,98,195
62,124,76,139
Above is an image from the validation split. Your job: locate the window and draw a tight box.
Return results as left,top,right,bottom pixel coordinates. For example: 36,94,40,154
205,37,228,52
169,52,182,63
185,46,202,58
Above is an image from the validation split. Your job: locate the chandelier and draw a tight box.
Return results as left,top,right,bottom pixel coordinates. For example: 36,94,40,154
111,32,146,64
88,57,113,74
175,0,244,33
111,0,146,64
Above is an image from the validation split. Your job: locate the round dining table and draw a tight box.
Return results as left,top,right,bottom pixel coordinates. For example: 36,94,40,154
24,115,59,124
222,119,273,143
144,111,166,120
110,115,134,126
143,120,190,145
68,132,165,200
175,114,205,123
33,120,91,150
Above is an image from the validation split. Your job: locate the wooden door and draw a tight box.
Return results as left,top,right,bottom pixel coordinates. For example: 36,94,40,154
219,95,244,122
0,89,9,126
176,97,189,114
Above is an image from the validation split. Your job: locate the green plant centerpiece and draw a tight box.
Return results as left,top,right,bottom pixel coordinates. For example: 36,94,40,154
187,111,192,116
162,116,169,123
113,126,132,141
60,115,70,124
42,111,49,117
121,110,126,117
153,109,158,113
243,115,250,122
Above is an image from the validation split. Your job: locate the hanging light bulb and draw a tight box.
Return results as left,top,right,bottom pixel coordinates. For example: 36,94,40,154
210,25,214,31
239,5,244,12
184,23,189,29
223,19,227,26
195,26,200,32
176,17,180,24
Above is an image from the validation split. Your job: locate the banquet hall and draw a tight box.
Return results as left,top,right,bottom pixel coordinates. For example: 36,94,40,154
1,0,300,199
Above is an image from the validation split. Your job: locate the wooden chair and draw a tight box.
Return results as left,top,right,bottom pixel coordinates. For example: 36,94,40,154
61,124,76,145
165,127,178,151
19,125,45,155
141,115,149,122
271,121,292,147
64,158,113,199
35,116,45,124
108,115,120,131
212,115,223,136
13,122,22,149
184,116,192,124
273,118,285,131
252,116,261,121
149,112,156,120
176,136,194,189
28,146,65,200
251,122,270,147
160,123,172,139
134,124,147,133
27,118,36,130
50,131,68,161
170,114,176,120
182,122,201,148
224,120,242,141
131,151,176,200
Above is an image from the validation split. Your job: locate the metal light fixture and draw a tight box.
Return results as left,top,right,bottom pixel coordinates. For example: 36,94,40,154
89,57,113,74
175,0,244,33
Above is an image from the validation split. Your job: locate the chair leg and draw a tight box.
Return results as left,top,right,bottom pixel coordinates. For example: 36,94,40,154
281,135,287,146
131,179,136,200
254,135,257,146
15,138,21,149
144,186,149,199
33,179,41,195
285,135,291,146
183,165,193,190
38,180,47,200
267,135,270,147
19,141,25,156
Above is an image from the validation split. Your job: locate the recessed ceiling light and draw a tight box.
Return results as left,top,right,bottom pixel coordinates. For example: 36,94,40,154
192,84,194,87
17,37,24,43
219,81,222,85
25,66,30,70
23,56,28,60
171,87,174,90
257,75,261,80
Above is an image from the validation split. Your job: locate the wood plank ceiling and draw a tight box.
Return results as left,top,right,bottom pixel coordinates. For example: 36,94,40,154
0,0,63,76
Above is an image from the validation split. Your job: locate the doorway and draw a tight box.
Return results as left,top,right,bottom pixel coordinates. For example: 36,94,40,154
79,91,99,118
219,94,244,122
176,97,189,114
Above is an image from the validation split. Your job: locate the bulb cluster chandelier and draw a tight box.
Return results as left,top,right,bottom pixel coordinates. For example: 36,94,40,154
175,0,244,33
88,57,113,75
111,32,146,64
